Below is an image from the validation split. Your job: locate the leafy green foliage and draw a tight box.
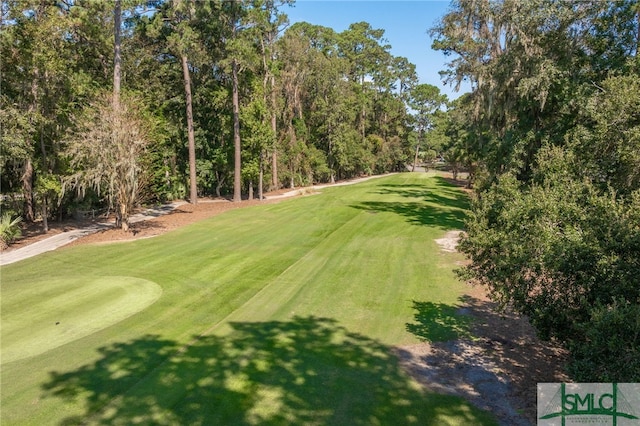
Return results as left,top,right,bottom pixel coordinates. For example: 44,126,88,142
459,143,640,380
460,165,640,340
431,0,640,183
567,74,640,196
438,0,640,381
2,0,419,211
569,301,640,382
274,20,416,185
0,212,22,248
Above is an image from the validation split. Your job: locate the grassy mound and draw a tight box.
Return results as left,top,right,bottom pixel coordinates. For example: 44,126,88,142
1,276,161,364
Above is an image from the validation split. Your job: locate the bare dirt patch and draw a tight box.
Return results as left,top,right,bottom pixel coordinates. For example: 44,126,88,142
435,230,466,253
397,229,569,425
398,283,568,426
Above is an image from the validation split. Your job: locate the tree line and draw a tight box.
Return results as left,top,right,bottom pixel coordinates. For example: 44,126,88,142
5,0,639,382
432,0,640,381
2,0,446,232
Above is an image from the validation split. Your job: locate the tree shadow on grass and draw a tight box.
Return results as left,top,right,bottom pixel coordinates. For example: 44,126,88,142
399,294,569,425
373,177,470,210
41,316,495,425
352,201,468,229
352,177,469,230
406,301,473,342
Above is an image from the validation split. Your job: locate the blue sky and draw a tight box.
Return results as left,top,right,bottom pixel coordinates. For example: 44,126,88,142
283,0,471,100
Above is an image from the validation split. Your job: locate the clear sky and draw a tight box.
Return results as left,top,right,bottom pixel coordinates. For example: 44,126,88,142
283,0,471,100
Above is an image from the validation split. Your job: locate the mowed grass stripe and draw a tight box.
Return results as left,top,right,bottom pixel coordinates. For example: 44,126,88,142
210,210,369,332
216,209,431,341
0,173,496,425
217,174,468,343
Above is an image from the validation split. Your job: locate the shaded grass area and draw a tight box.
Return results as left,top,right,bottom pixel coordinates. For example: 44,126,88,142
1,172,494,425
42,317,494,425
351,177,470,229
406,301,473,342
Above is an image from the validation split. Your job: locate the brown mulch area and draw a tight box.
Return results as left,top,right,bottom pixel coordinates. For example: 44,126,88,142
65,197,288,248
2,193,294,252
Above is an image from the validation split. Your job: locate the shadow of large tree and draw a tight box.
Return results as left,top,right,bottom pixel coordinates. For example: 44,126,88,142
372,180,470,210
42,316,494,425
406,301,473,342
398,295,569,425
351,177,469,230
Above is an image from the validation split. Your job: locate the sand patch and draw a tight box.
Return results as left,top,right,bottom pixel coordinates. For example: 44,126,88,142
435,230,465,252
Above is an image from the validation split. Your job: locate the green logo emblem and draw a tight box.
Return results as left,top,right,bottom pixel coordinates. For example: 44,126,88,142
538,383,640,425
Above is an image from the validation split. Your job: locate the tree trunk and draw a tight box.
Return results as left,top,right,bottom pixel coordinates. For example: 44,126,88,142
327,123,335,184
636,6,640,57
288,121,296,189
113,0,127,230
412,143,420,172
290,159,295,189
232,59,242,202
182,54,198,204
39,108,49,233
22,158,35,222
119,202,129,232
259,43,268,200
271,150,278,190
42,195,49,232
113,0,122,110
215,172,225,198
29,65,42,227
270,75,279,191
259,151,264,200
260,34,279,192
248,180,253,200
361,104,366,140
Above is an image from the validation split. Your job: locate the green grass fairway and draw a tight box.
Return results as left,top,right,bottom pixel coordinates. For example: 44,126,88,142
1,173,497,425
1,276,161,364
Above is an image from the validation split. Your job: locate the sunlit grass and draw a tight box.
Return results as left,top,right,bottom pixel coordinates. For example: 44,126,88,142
1,173,496,425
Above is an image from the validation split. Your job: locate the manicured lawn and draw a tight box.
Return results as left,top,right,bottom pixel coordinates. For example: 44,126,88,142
1,172,496,425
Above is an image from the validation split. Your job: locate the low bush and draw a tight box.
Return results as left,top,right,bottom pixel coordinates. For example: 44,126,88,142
568,301,640,382
0,212,22,248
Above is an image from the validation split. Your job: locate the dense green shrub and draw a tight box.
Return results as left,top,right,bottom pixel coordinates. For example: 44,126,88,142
569,301,640,382
0,212,22,248
458,73,640,381
460,165,640,340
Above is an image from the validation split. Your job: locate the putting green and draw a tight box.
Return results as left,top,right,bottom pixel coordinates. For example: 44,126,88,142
1,276,162,364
